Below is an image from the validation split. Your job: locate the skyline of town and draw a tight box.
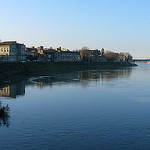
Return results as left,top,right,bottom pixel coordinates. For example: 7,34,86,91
0,40,133,63
1,0,150,59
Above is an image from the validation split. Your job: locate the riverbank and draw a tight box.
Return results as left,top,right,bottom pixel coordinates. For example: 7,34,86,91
0,62,137,81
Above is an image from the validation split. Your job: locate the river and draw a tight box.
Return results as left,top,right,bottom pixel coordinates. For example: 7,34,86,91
0,63,150,150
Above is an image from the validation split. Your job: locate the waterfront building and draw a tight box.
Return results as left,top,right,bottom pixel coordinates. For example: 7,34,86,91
43,50,55,62
55,47,62,52
37,46,44,54
90,49,102,62
25,47,38,61
0,41,26,62
54,51,81,62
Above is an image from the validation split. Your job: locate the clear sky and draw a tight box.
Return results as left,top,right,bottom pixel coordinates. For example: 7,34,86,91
0,0,150,58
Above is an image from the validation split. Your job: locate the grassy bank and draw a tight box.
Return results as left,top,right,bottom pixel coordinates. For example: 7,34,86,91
0,62,137,81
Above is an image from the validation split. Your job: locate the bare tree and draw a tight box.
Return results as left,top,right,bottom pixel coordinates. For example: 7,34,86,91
119,52,125,61
81,46,89,51
101,48,105,56
104,51,119,62
80,46,92,62
119,52,133,62
125,53,133,62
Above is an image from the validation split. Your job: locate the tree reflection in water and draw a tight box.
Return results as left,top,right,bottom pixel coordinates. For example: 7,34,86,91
0,102,10,127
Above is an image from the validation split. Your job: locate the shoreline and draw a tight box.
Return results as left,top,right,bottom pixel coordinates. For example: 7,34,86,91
0,62,137,81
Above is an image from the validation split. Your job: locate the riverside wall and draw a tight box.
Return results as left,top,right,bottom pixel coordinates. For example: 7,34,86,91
0,62,137,81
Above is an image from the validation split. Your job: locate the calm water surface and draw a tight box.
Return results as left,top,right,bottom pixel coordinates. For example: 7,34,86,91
0,64,150,150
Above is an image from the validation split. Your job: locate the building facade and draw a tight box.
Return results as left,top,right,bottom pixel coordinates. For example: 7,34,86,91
0,41,26,62
54,51,81,62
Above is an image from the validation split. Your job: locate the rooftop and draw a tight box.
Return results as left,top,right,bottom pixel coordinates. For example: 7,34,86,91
0,41,16,46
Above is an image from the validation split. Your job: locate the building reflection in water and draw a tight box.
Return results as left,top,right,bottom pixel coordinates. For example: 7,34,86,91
0,81,25,98
0,68,132,98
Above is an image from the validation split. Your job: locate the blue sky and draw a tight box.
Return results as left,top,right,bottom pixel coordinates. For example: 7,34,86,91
0,0,150,58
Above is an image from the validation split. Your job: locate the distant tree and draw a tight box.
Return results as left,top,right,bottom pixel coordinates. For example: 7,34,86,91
81,46,89,51
101,48,105,56
119,52,133,62
104,51,119,62
125,53,133,62
80,46,92,62
119,52,125,61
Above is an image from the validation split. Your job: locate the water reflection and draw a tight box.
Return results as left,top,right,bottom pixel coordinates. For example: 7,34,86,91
0,68,132,98
0,102,10,127
0,81,25,98
30,68,132,88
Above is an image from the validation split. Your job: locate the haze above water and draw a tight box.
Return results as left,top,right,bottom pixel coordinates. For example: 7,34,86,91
0,64,150,150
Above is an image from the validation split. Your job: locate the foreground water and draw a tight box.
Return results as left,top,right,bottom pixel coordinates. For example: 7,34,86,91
0,64,150,150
